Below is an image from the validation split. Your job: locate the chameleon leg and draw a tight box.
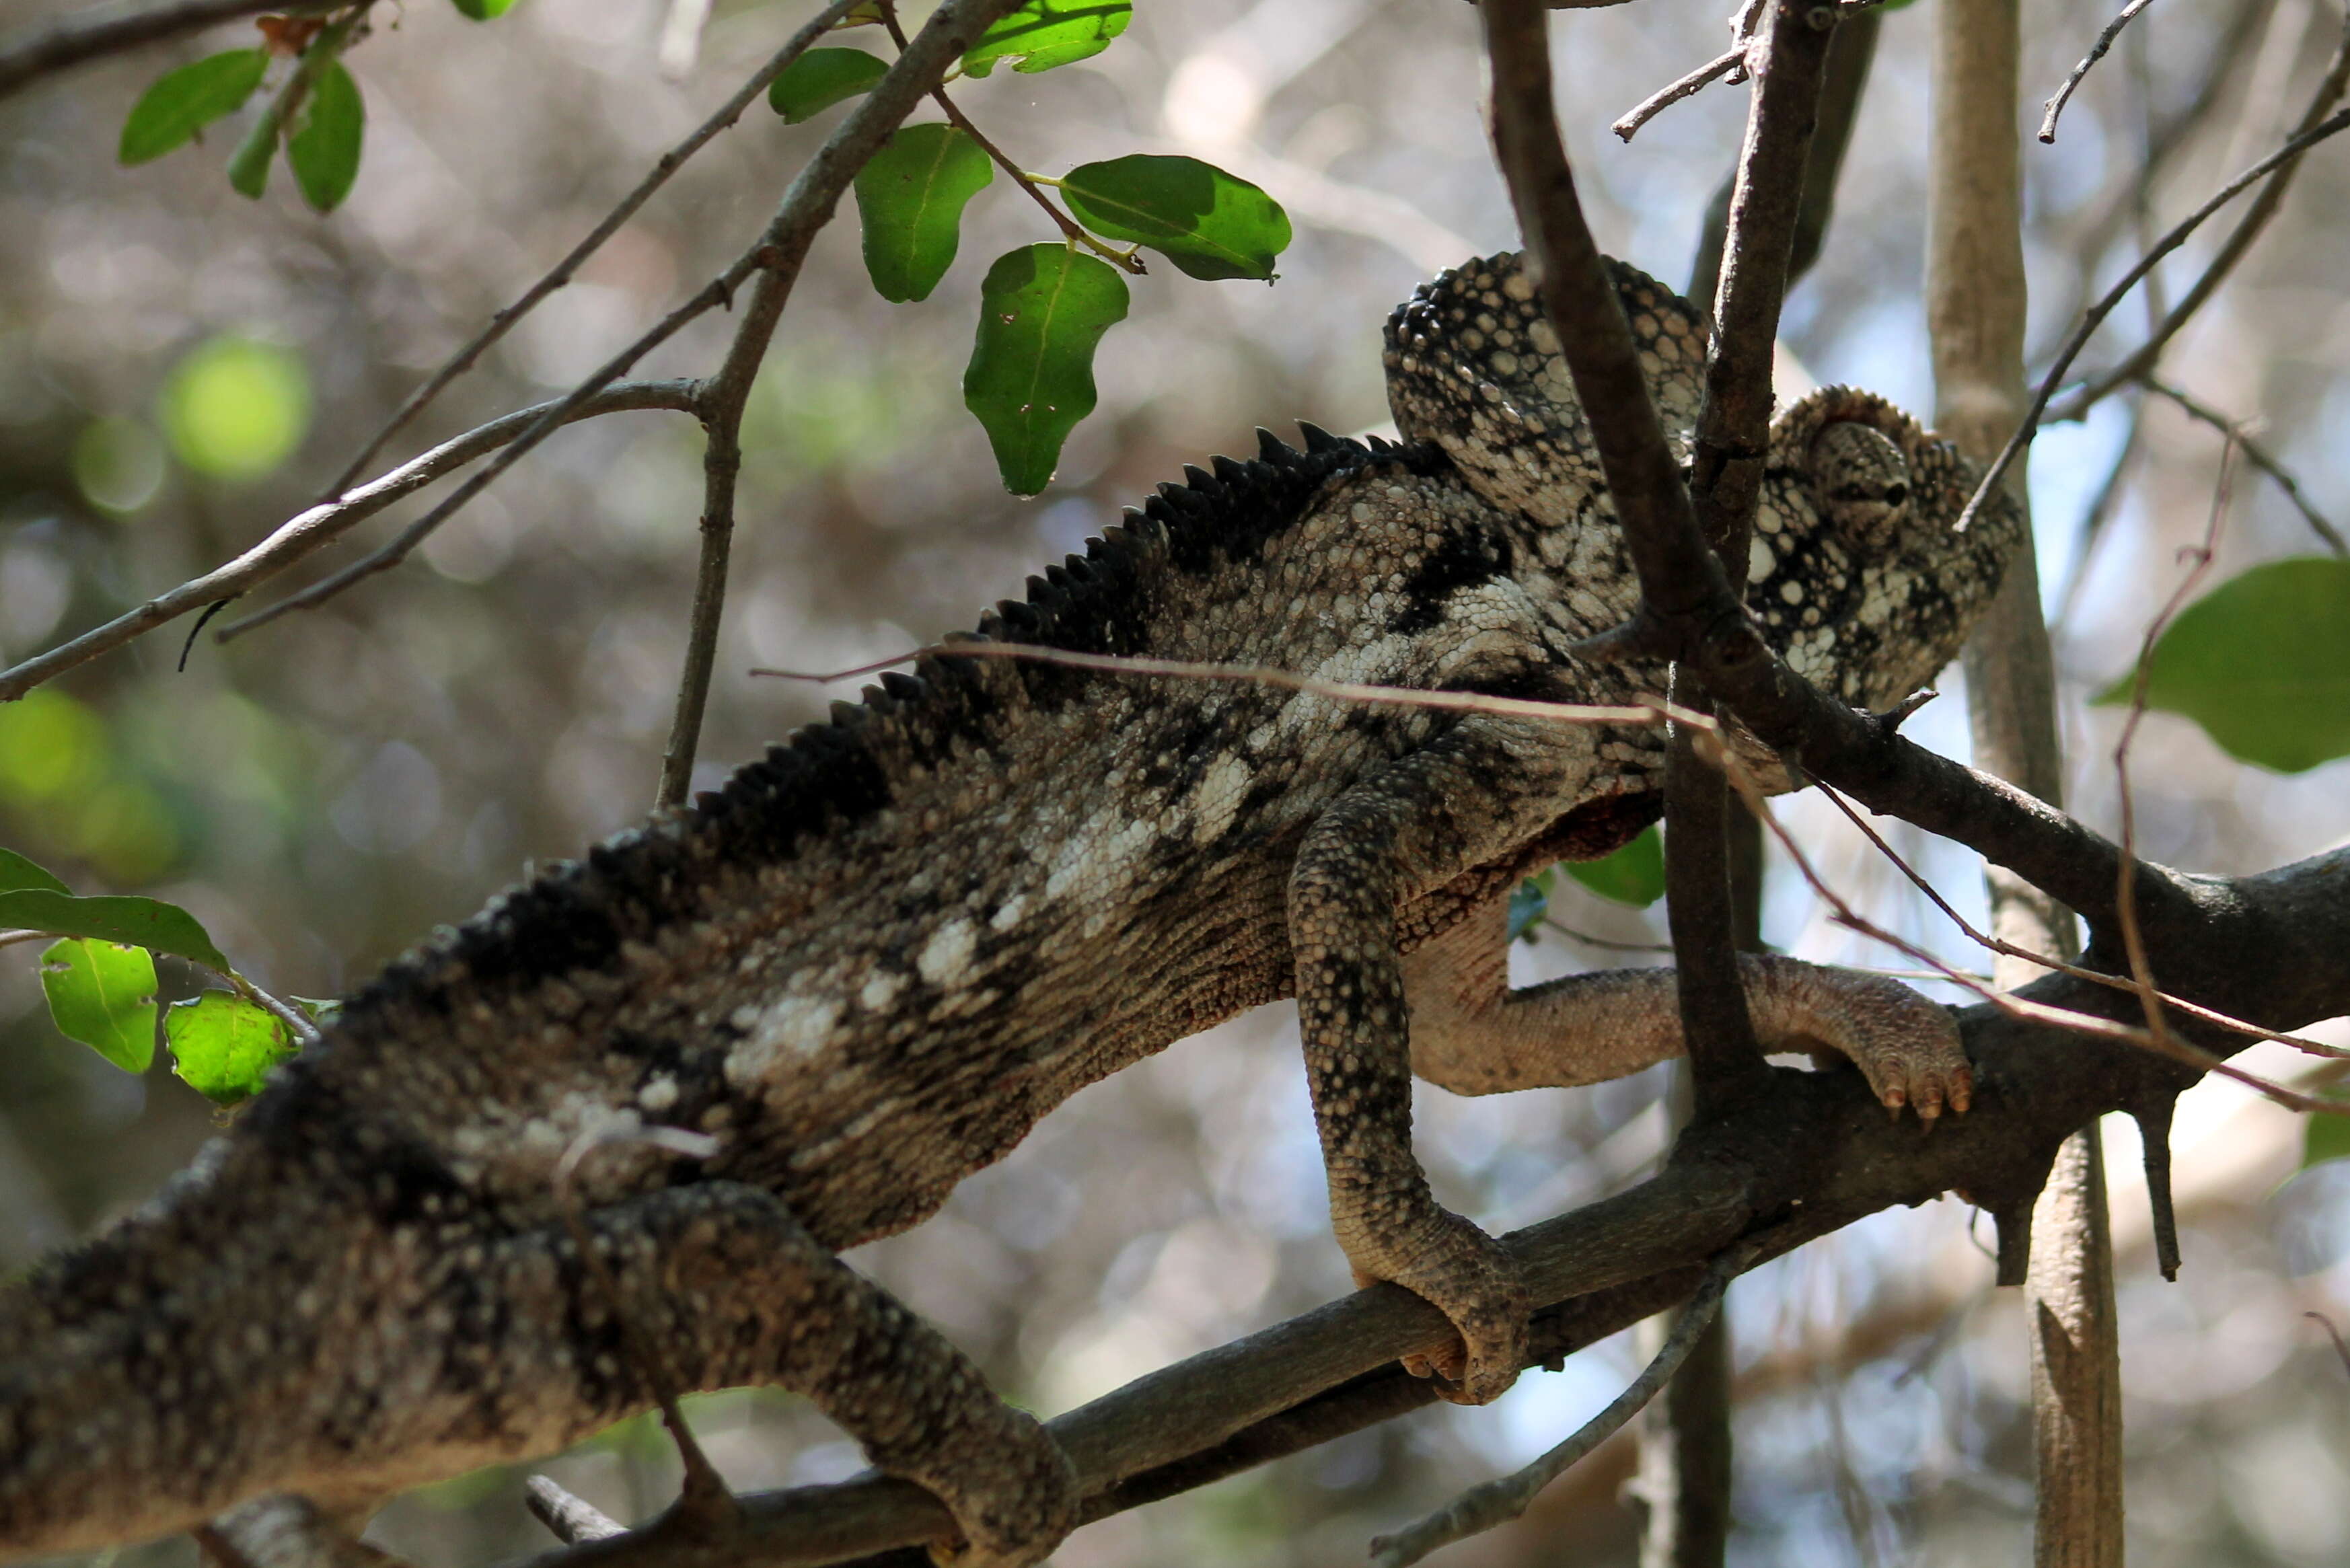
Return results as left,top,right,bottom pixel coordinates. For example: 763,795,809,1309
1289,724,1556,1407
1401,893,1973,1117
494,1183,1076,1568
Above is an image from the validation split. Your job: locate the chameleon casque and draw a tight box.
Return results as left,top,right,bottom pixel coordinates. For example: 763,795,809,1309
0,254,2022,1567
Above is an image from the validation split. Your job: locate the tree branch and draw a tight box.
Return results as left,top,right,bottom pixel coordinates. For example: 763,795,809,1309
209,0,1024,649
2045,10,2350,424
0,381,700,702
1950,101,2350,537
482,841,2350,1568
318,0,869,506
2038,0,2160,145
0,0,328,100
642,0,1023,807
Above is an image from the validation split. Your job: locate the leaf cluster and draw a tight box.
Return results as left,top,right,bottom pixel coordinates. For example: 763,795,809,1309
773,2,1292,492
114,0,517,215
2,846,313,1104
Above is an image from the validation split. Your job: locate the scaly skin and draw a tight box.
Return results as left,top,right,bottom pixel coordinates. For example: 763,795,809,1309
0,254,2022,1567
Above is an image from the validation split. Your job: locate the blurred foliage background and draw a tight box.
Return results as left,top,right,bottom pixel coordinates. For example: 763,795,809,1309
2,0,2348,1563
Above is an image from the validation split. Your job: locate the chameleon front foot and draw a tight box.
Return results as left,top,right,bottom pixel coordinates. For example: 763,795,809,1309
1747,957,1975,1123
913,1406,1078,1568
1348,1209,1531,1406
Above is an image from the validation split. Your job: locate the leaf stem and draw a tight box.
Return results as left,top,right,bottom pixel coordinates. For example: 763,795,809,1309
874,0,1145,272
226,3,361,196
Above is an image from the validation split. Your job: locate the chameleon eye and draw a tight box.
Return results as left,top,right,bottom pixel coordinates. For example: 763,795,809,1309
1809,422,1911,547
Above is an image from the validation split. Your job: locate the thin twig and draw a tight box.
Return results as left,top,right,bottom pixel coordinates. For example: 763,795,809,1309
2037,0,2274,348
215,286,736,640
0,0,328,100
1808,780,2349,1060
0,381,698,701
1366,1242,1755,1568
2038,0,2160,144
318,0,866,502
190,962,324,1049
756,642,1707,733
2047,13,2350,422
2139,378,2347,555
1719,755,2350,1114
1952,103,2350,537
1612,48,1743,142
215,0,1025,644
2309,1312,2350,1380
0,929,50,950
2108,441,2233,1074
525,1477,628,1546
635,0,1019,807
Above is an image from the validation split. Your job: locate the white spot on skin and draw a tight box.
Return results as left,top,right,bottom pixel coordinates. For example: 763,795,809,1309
726,995,843,1084
637,1075,678,1113
1779,580,1805,604
916,918,980,988
1748,536,1775,584
860,971,906,1012
991,894,1028,931
1190,752,1253,843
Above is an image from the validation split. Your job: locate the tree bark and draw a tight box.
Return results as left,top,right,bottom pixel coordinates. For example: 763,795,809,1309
1928,0,2124,1561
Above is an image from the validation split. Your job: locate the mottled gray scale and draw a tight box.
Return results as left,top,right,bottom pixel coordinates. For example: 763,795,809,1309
0,254,2024,1568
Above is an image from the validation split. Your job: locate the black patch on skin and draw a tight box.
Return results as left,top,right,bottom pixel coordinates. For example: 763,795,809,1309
1393,528,1513,636
319,431,1475,1035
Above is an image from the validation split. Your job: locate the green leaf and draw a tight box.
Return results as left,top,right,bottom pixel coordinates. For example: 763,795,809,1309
769,47,888,122
291,995,344,1026
1506,868,1554,944
853,124,995,303
451,0,521,17
0,889,231,973
963,244,1129,496
0,848,69,897
1566,825,1666,907
286,58,363,212
39,938,157,1074
1061,155,1292,282
2092,557,2350,774
961,0,1130,76
118,48,268,165
165,990,297,1104
225,108,276,197
162,335,311,481
2306,1098,2350,1170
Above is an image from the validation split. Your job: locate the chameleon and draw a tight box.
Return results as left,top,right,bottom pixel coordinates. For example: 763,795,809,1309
0,253,2022,1568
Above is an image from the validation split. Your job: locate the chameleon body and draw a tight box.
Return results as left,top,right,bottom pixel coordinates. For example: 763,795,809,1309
0,256,2022,1567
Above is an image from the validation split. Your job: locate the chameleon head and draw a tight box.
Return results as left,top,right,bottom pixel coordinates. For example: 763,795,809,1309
1380,253,2025,713
1753,385,2026,713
